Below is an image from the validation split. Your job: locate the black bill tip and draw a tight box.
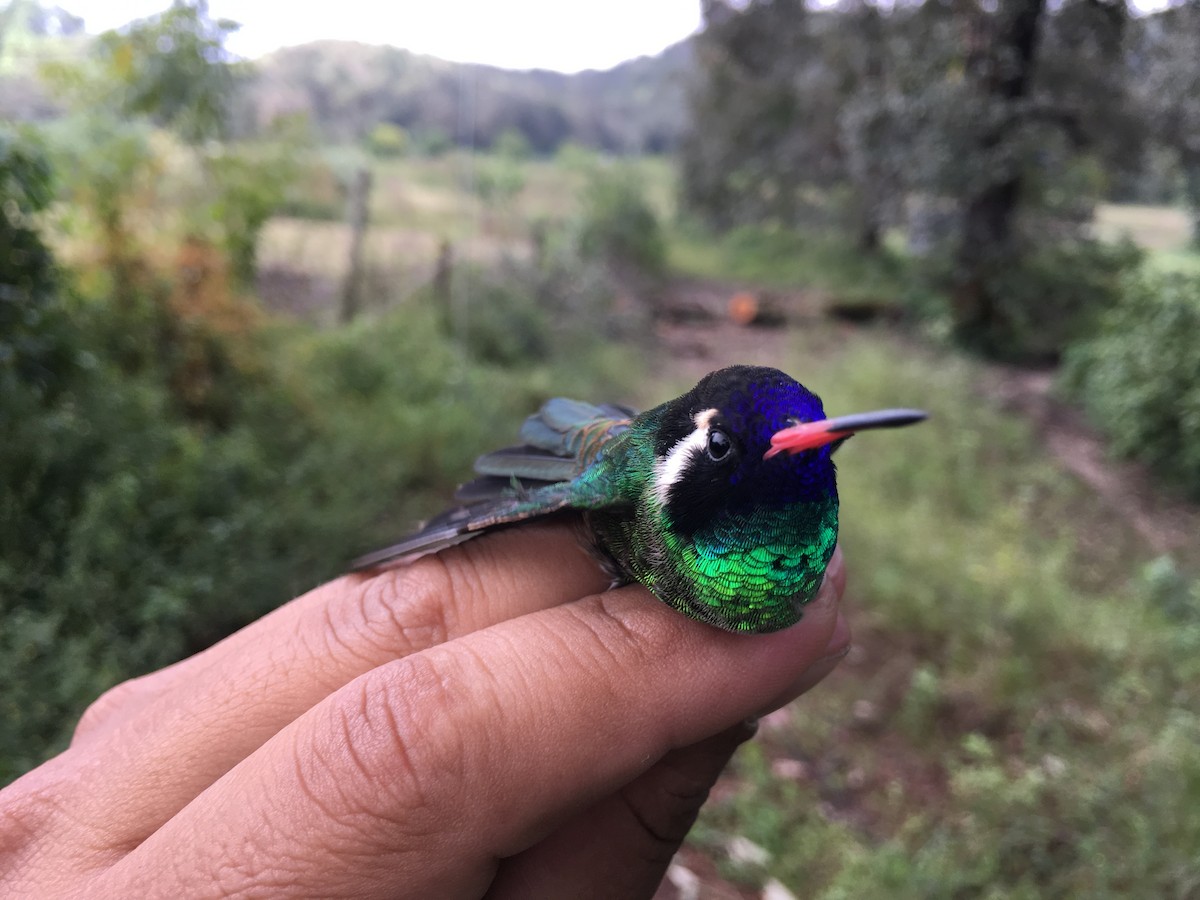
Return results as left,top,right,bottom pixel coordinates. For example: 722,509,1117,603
825,408,928,435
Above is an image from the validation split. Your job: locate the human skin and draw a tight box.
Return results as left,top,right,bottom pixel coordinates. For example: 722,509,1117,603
0,524,849,899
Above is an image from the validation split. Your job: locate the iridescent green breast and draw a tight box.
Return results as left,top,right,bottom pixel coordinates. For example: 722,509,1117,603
675,502,838,631
666,502,838,632
589,498,839,633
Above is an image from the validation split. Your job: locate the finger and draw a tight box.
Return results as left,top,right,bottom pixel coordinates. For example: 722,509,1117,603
485,720,758,900
48,524,610,861
96,556,844,899
757,607,850,716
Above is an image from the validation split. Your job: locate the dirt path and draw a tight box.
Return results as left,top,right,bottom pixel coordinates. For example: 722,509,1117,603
976,366,1199,559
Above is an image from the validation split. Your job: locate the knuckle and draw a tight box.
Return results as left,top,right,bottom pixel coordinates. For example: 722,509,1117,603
0,760,94,892
72,675,156,745
321,564,456,665
581,588,666,672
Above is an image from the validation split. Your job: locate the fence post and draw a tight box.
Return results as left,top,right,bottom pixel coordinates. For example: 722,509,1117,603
340,167,372,322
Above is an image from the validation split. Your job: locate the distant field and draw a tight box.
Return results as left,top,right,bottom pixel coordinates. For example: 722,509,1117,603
1094,203,1190,249
1094,203,1200,273
363,151,674,232
257,163,1200,323
257,151,676,320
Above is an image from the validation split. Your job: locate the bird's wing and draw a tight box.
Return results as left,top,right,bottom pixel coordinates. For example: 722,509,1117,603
457,396,636,499
350,396,640,571
349,482,578,569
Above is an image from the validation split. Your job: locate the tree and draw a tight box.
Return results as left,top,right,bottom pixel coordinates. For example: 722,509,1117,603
93,0,241,143
682,0,1141,357
926,0,1139,350
682,0,851,232
40,1,298,288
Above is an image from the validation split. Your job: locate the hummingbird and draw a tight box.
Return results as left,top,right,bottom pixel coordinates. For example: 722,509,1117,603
353,365,925,633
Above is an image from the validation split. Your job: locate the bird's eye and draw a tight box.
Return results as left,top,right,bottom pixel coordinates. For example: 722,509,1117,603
706,429,732,461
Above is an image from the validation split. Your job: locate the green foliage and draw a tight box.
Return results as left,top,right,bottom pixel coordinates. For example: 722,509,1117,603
434,246,651,368
1063,271,1200,496
0,125,72,395
1127,1,1200,247
670,222,921,305
474,157,526,214
411,127,452,158
554,141,597,171
44,116,155,280
491,127,532,161
0,281,319,781
365,122,408,159
0,265,635,783
577,165,667,275
682,0,1145,357
1,127,639,782
91,0,240,143
942,237,1145,362
453,273,550,367
201,140,301,284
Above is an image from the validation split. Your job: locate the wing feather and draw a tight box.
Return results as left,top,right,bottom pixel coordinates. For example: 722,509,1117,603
350,393,640,570
350,485,576,570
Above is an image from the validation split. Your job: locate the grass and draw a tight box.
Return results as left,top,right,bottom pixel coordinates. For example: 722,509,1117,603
668,223,926,310
256,149,676,322
341,149,673,234
687,332,1200,897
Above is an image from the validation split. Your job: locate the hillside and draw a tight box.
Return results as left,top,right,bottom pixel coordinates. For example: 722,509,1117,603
236,38,695,152
1,0,696,154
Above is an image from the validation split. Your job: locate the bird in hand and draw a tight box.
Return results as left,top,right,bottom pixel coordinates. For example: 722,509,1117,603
354,365,925,633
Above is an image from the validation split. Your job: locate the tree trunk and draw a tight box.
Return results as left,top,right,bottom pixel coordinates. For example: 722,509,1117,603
952,0,1048,347
857,220,882,254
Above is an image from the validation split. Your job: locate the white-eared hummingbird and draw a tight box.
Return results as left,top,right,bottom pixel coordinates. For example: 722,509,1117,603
353,365,925,633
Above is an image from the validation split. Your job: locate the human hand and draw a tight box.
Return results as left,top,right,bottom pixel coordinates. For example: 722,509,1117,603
1,524,848,899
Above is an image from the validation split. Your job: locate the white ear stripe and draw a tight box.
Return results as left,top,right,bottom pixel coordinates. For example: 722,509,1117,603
652,408,717,509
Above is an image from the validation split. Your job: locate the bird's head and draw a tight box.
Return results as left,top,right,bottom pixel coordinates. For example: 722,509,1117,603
651,365,924,537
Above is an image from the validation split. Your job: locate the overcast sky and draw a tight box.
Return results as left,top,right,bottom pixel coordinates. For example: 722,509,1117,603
63,1,706,72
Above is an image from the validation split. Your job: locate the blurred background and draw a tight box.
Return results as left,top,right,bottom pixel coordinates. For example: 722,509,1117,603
2,0,1199,895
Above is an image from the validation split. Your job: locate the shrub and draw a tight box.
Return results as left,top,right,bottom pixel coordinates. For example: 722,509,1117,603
1063,271,1200,496
577,165,667,276
937,236,1144,363
202,142,299,284
365,122,409,159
